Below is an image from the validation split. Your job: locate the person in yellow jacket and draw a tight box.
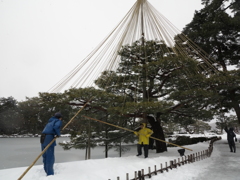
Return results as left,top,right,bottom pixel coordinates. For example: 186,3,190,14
134,123,153,158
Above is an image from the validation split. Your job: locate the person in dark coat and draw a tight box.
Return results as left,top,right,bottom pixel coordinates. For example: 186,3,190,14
224,127,237,153
41,112,63,176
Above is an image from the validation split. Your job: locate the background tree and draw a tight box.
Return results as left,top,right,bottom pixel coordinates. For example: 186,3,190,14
18,97,42,134
37,92,71,133
191,120,211,134
215,113,239,133
182,0,240,123
183,0,239,71
206,70,240,123
0,97,22,134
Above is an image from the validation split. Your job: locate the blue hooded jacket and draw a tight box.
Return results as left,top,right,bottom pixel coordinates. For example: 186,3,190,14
42,116,62,146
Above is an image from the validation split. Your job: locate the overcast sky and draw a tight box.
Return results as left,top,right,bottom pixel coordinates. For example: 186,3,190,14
0,0,203,101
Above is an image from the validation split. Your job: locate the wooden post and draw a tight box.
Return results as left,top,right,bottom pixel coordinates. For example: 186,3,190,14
148,167,151,178
160,163,163,173
165,162,168,172
178,158,181,166
138,171,142,180
174,159,177,168
170,161,173,169
154,165,157,175
141,169,145,180
187,155,190,163
134,171,137,180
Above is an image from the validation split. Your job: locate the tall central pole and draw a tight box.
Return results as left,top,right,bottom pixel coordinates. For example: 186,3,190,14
141,0,145,46
140,0,147,121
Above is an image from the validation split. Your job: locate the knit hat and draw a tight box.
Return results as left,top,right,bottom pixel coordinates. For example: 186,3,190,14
54,112,62,118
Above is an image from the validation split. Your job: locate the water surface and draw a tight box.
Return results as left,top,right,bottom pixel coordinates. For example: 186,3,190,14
0,137,121,169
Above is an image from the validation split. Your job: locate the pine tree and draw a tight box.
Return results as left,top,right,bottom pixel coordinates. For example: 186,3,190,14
182,0,240,123
95,39,214,153
183,0,240,71
0,97,22,134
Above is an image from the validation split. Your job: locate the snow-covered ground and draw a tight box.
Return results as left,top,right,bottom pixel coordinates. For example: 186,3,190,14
1,133,239,180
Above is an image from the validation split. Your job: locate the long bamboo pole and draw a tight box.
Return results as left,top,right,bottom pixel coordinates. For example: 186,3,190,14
17,100,91,180
82,115,193,151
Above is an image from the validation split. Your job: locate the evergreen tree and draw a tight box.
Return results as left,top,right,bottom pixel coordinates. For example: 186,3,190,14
0,97,22,134
38,92,72,133
183,0,240,71
18,97,42,134
95,39,214,153
182,0,240,123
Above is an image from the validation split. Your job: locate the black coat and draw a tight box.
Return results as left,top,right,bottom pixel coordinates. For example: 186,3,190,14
224,127,236,142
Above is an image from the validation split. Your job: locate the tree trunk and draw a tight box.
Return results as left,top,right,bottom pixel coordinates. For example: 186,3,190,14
147,115,167,153
229,90,240,124
105,142,108,158
105,129,108,158
234,107,240,125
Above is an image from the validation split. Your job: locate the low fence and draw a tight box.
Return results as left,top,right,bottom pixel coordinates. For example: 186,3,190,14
110,137,221,180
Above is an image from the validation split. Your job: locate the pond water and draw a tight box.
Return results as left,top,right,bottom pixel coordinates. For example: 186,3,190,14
0,137,123,169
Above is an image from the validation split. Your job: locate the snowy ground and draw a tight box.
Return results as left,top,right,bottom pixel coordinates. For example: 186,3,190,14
0,133,239,180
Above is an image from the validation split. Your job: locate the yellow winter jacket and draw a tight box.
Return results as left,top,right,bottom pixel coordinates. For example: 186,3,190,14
135,123,153,145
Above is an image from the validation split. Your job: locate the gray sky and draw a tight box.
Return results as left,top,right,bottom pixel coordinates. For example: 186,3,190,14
0,0,203,101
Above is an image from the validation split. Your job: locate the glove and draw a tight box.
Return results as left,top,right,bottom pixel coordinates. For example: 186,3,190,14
146,134,151,138
134,131,138,135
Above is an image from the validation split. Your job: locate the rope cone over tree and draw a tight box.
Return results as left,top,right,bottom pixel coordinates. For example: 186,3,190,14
49,0,219,93
46,0,221,154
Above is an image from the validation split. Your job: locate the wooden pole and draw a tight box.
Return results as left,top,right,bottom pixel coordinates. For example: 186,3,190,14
82,115,193,151
18,100,91,180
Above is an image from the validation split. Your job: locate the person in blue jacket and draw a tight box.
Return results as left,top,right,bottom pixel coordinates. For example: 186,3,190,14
41,112,63,176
